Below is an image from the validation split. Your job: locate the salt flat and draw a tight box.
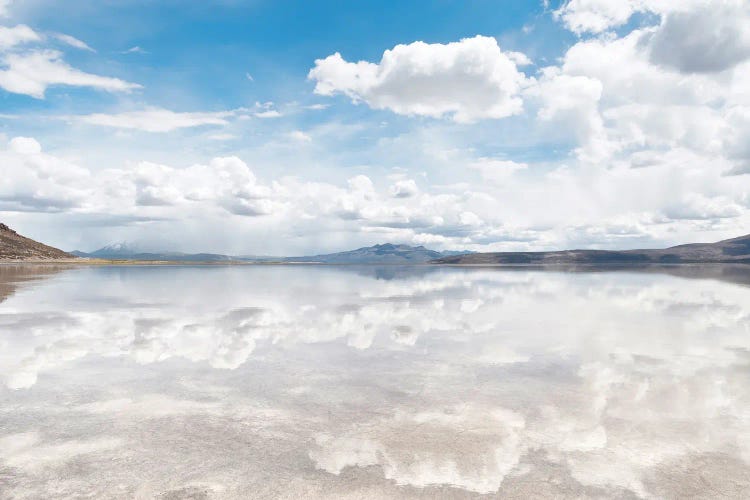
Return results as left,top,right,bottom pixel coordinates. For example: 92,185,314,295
0,265,749,499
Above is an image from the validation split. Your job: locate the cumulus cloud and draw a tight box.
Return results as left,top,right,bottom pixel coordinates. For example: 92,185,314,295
309,36,531,123
3,2,748,252
388,179,418,198
556,0,750,75
0,137,281,219
726,162,750,176
132,156,278,216
75,108,237,133
532,72,602,123
4,131,750,253
554,0,640,34
536,0,750,182
0,137,92,212
8,135,41,154
648,2,750,73
662,194,744,220
529,69,609,162
553,0,711,35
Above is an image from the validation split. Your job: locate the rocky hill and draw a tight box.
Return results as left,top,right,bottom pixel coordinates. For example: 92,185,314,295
0,223,75,261
432,234,750,265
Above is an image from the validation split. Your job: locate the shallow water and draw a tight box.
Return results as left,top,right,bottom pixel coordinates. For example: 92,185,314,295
1,264,749,499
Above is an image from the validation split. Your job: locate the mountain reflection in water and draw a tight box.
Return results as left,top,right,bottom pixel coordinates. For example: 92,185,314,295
0,264,749,499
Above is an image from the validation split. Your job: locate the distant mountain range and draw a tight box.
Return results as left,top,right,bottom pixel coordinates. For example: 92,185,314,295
70,243,237,262
432,234,750,265
4,221,750,265
71,242,471,264
284,243,469,264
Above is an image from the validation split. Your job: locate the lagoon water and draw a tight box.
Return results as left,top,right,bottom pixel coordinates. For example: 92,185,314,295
1,264,750,499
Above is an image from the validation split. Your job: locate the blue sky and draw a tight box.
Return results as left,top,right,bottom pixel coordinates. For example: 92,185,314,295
4,1,556,110
1,0,750,254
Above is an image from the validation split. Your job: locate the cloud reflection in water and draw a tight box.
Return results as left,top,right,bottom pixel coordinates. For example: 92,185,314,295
0,265,749,498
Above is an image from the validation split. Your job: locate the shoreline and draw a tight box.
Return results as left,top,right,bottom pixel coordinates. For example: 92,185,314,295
2,259,749,267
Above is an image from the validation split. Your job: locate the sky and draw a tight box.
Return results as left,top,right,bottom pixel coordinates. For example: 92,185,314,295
1,0,750,255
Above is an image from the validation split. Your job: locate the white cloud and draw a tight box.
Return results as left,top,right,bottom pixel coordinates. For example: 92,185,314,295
0,24,40,49
132,162,185,207
388,179,418,198
529,68,608,162
506,50,533,66
554,0,750,72
4,128,750,254
458,211,483,227
347,174,374,194
554,0,640,34
553,0,713,35
537,0,750,178
207,133,238,141
8,135,41,154
647,2,750,73
132,156,279,216
53,33,95,52
0,0,11,17
0,24,139,98
0,138,281,219
75,108,237,133
251,101,282,118
254,109,282,118
288,130,312,142
0,137,92,212
309,36,531,123
121,46,146,55
662,194,744,221
0,49,140,98
726,162,750,176
469,158,527,183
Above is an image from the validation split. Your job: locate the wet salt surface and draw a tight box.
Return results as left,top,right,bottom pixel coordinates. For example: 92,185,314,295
1,264,749,499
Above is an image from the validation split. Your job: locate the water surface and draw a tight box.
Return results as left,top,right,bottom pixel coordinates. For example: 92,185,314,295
1,264,749,499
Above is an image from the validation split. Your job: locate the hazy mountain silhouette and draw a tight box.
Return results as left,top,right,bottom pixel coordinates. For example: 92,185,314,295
432,234,750,265
285,243,468,264
73,242,469,264
73,242,235,262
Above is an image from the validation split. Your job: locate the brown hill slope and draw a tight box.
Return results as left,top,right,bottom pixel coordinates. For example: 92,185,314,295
432,234,750,265
0,223,75,261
